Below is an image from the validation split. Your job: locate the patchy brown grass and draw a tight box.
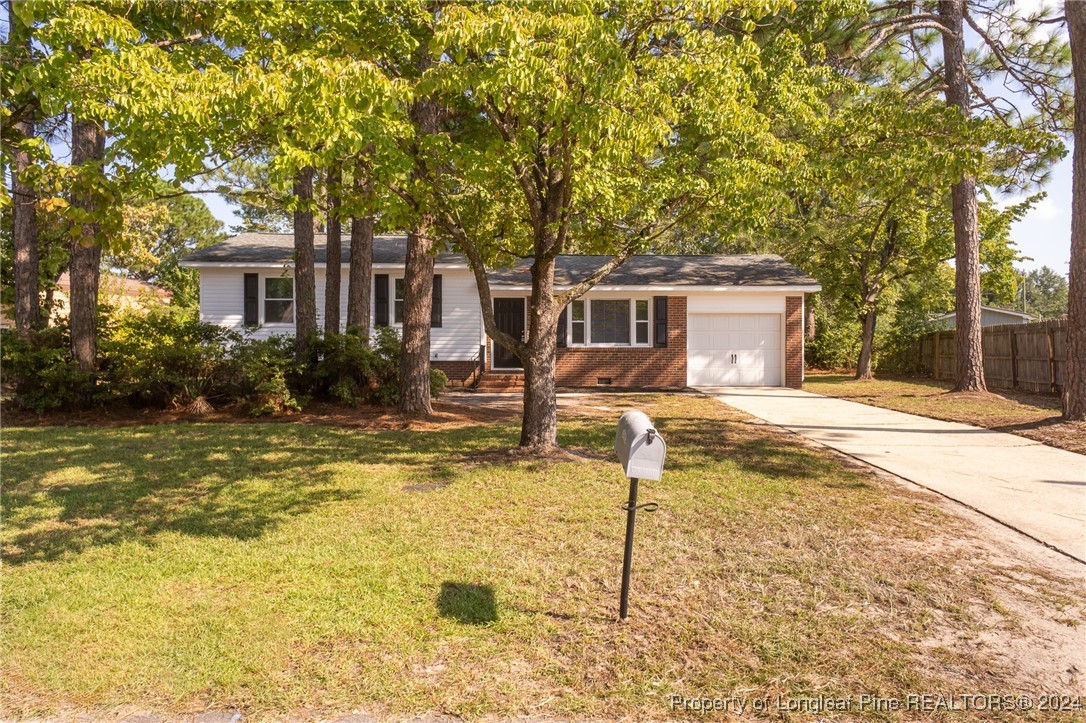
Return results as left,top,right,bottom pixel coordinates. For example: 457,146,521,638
804,373,1086,455
3,393,1083,721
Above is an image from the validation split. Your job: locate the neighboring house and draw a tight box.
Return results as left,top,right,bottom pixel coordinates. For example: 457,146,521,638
933,305,1034,330
180,233,821,389
51,272,172,321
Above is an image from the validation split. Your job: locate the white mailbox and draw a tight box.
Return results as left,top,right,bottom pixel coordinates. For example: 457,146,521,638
614,410,666,481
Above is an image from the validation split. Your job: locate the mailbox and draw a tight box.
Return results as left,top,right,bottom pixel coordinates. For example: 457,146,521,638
613,410,665,621
615,410,666,482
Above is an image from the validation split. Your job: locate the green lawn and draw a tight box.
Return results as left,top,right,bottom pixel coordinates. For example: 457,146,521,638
2,395,1079,719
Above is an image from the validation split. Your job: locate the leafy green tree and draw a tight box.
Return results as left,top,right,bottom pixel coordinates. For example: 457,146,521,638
2,0,41,335
1017,265,1070,320
780,89,1017,379
213,157,292,234
845,0,1072,392
107,188,225,307
416,0,827,449
7,0,230,367
199,2,405,361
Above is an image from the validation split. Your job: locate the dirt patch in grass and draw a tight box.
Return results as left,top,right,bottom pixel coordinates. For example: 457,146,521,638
804,373,1086,454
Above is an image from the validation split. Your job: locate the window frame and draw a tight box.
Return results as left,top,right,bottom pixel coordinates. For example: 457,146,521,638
394,277,405,325
570,299,586,346
635,299,650,345
566,296,652,348
262,274,295,326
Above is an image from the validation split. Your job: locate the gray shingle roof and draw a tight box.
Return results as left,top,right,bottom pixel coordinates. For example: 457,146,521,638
182,233,467,265
182,233,818,288
487,254,818,287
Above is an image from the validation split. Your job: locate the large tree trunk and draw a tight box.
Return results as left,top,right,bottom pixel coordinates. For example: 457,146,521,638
941,0,987,392
324,163,342,334
855,304,877,380
1065,0,1086,419
520,256,561,449
12,118,40,336
347,156,373,340
398,65,440,415
293,167,317,362
7,0,39,335
69,117,105,371
398,228,435,414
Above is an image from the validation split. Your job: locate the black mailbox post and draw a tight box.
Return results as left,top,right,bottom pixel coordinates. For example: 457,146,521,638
614,411,666,621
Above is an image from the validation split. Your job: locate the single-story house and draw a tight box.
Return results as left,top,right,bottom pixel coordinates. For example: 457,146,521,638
933,305,1034,330
180,233,821,389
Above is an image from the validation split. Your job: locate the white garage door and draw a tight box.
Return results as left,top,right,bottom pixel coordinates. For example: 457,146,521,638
687,314,782,386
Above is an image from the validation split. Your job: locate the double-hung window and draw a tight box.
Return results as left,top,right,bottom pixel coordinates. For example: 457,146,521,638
394,278,405,324
264,277,294,324
571,300,586,344
635,300,650,344
567,298,650,347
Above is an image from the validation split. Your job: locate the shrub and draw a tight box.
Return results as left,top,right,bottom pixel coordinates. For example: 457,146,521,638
298,327,445,406
227,335,302,416
5,311,448,415
99,305,236,409
1,327,97,412
429,367,448,398
301,328,384,405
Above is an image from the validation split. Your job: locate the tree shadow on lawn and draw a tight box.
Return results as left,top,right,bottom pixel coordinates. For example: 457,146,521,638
2,422,517,566
652,414,848,482
437,581,498,625
4,405,871,567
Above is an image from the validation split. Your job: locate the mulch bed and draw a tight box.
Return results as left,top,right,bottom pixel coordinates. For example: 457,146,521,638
0,398,518,432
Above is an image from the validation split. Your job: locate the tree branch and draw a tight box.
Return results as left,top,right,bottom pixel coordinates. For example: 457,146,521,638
149,32,203,49
860,12,943,33
857,21,956,63
962,11,1053,113
430,209,528,358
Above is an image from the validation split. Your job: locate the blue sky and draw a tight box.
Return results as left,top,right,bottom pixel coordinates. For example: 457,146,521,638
1001,155,1072,274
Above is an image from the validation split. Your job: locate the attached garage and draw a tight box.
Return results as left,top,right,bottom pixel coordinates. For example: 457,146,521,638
687,313,782,386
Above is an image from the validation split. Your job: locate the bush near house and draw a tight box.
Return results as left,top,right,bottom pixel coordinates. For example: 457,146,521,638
1,308,445,415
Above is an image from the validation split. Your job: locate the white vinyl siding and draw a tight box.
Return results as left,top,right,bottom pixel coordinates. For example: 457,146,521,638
197,266,482,359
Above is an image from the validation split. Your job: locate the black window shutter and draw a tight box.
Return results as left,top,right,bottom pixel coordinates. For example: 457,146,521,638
431,274,442,328
243,273,259,327
556,306,567,348
374,274,389,326
653,296,668,348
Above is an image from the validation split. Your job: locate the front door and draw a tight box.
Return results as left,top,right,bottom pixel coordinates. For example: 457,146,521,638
493,298,525,369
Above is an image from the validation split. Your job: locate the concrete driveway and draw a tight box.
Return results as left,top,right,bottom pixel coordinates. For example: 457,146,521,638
701,387,1086,563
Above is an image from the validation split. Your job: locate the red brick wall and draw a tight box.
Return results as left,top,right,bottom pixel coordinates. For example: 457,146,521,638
785,295,804,389
554,296,687,389
484,297,688,388
432,360,479,386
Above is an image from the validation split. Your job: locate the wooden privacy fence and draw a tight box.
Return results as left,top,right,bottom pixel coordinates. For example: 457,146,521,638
916,319,1067,394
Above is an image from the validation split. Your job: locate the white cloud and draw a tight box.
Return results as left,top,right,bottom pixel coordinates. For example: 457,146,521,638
1031,196,1063,221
